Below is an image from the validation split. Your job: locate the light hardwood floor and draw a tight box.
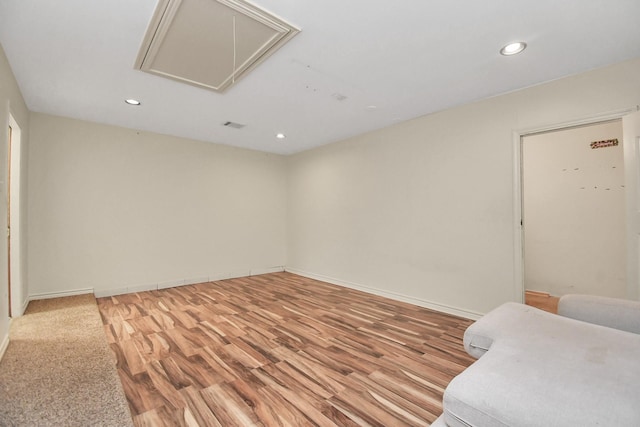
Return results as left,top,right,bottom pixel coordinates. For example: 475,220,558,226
97,272,475,426
525,290,559,314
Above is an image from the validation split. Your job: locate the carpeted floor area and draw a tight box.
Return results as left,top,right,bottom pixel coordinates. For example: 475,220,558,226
0,294,133,427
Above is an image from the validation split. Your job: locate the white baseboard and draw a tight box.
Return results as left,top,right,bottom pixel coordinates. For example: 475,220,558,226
94,287,128,298
23,268,482,320
127,283,159,293
93,266,286,298
29,288,94,301
286,268,483,320
0,332,9,362
14,297,29,317
251,266,285,276
209,270,251,282
184,276,210,286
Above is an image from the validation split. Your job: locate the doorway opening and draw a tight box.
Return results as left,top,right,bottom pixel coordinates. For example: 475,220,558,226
521,120,625,311
8,114,23,318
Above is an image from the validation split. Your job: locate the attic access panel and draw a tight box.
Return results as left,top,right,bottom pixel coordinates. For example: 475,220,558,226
135,0,299,92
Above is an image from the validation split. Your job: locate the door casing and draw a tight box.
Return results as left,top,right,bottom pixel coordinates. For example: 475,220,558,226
512,107,637,303
7,113,22,317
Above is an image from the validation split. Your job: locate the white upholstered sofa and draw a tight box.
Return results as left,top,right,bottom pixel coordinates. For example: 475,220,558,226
432,294,640,427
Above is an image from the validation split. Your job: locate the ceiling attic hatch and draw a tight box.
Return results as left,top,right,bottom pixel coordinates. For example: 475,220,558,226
135,0,300,92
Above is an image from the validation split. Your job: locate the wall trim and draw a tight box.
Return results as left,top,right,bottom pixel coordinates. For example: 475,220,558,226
513,106,637,302
21,297,29,316
251,266,286,276
0,331,9,362
29,288,94,301
517,107,635,138
23,266,479,321
94,266,286,298
286,268,483,320
512,130,525,304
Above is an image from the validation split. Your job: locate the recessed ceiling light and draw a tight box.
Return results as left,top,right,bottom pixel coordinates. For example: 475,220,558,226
500,41,527,56
276,133,286,139
125,99,141,105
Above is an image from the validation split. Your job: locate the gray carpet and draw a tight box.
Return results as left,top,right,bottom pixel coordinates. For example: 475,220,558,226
0,294,133,427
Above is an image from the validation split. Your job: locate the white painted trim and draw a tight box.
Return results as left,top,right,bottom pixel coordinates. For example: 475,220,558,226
127,283,159,293
513,107,635,302
512,131,524,304
94,287,128,298
93,267,283,298
0,331,8,362
286,268,483,320
29,288,94,301
184,276,210,286
21,297,28,315
20,267,483,321
209,270,251,282
157,279,186,290
8,113,23,318
517,107,635,137
250,266,285,276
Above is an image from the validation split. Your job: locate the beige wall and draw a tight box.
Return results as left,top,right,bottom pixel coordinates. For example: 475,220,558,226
7,43,640,325
0,42,29,354
287,58,640,317
28,113,287,297
523,121,626,298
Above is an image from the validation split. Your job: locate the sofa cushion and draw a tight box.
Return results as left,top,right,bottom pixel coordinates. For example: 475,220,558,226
558,294,640,334
443,302,640,426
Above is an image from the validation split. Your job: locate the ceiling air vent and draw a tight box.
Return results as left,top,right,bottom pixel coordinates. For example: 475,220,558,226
222,121,245,129
135,0,300,93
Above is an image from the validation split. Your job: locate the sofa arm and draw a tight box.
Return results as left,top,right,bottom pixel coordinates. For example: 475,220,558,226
558,294,640,334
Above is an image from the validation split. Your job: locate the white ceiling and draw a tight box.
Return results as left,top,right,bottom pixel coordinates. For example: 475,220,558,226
1,0,640,155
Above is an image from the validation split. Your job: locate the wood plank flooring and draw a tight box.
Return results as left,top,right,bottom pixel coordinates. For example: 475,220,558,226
97,272,475,426
525,290,559,314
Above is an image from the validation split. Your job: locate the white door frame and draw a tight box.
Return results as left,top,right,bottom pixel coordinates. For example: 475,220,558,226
512,107,636,303
8,113,23,317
